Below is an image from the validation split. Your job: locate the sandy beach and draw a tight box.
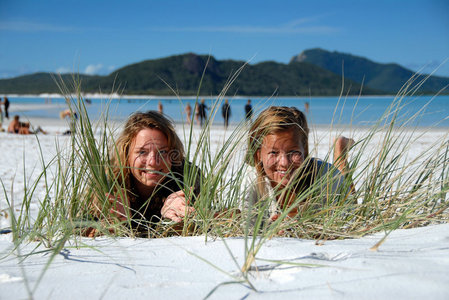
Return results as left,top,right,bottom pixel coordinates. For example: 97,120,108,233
1,224,448,299
0,117,448,299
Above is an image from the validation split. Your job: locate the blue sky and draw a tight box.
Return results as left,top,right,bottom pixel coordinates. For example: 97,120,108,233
1,0,448,79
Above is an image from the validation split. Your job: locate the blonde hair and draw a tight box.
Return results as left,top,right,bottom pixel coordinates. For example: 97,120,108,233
111,111,184,199
246,106,309,199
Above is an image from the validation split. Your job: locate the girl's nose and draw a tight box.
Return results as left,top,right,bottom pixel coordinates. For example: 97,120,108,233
277,153,290,167
145,151,160,167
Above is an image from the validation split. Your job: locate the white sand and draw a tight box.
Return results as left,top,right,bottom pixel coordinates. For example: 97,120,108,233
0,117,448,299
1,224,448,299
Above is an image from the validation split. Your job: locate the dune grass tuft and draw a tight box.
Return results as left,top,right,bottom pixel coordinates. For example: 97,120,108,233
1,67,448,296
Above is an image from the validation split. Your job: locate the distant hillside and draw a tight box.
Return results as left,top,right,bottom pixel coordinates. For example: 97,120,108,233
0,53,375,96
291,48,449,93
86,53,374,96
0,73,100,94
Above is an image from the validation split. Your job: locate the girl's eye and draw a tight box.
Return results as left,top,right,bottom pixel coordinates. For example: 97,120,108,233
159,149,168,155
290,151,303,162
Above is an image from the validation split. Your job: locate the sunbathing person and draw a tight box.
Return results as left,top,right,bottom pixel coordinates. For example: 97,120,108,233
7,115,47,134
7,115,20,133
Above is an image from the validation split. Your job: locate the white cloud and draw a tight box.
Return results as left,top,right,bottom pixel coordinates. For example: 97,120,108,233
84,64,104,75
0,66,36,79
148,18,339,35
55,64,114,75
0,21,74,32
56,67,72,74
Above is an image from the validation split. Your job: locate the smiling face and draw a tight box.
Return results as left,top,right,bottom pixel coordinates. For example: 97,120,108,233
257,128,305,188
128,128,172,197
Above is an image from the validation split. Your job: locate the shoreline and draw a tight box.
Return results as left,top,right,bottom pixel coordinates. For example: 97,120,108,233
8,116,449,132
4,93,400,99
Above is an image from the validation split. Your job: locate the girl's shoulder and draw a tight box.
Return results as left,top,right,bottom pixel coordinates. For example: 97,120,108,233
305,157,339,175
305,157,344,192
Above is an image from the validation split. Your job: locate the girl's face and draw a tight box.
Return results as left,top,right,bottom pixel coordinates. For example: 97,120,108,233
128,128,172,196
257,128,305,188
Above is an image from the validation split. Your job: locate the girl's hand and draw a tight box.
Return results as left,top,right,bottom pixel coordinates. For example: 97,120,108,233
107,193,130,221
270,207,298,222
270,208,298,236
161,190,195,223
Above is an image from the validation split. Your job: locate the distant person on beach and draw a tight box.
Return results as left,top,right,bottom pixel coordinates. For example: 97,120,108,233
194,103,200,125
87,111,201,237
158,101,163,114
59,109,78,135
222,99,231,129
7,115,21,133
60,109,73,119
185,103,192,124
241,106,354,222
244,99,253,121
0,104,3,132
198,99,207,126
304,102,310,114
3,97,10,119
7,115,47,135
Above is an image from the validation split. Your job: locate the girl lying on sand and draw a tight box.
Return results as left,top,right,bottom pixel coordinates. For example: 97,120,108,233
87,111,199,236
86,108,352,237
241,106,354,222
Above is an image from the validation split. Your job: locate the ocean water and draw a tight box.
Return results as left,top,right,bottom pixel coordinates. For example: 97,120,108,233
7,95,449,127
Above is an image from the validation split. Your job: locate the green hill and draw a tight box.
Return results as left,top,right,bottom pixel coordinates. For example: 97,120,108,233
0,53,376,96
3,50,445,96
0,73,100,94
291,48,449,93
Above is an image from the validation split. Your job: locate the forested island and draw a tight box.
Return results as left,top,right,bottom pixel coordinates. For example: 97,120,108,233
1,49,447,96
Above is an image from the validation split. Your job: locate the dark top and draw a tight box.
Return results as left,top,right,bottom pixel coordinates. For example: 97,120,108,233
244,104,252,119
222,103,231,119
294,158,337,194
198,103,207,118
129,160,201,228
241,157,344,222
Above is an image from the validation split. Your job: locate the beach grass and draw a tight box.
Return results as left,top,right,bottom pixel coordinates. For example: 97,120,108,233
1,67,448,296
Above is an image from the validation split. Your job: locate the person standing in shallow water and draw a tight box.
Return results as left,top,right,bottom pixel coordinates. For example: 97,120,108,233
194,103,200,126
3,97,10,119
198,99,207,126
185,103,192,124
222,99,231,129
0,104,3,131
158,101,163,114
244,99,253,122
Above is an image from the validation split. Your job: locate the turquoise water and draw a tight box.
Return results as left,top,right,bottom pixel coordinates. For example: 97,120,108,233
8,95,449,127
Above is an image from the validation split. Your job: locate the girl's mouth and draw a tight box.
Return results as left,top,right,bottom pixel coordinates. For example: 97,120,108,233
143,169,163,178
276,170,288,176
